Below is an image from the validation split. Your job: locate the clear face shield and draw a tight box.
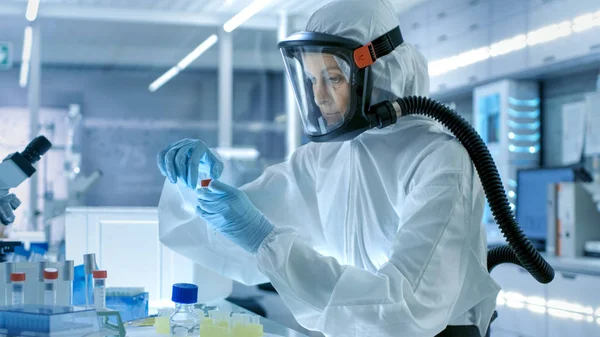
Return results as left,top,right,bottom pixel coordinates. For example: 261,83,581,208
281,46,355,137
279,27,404,142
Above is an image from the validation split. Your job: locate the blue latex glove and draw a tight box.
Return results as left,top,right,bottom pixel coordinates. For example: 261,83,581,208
157,139,223,189
0,193,21,226
196,180,274,254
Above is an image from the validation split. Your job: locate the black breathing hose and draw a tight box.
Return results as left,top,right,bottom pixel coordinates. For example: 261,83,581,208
374,96,554,284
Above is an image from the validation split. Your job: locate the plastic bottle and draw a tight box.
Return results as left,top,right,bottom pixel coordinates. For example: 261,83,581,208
43,268,59,305
10,272,25,306
170,283,199,337
93,270,107,311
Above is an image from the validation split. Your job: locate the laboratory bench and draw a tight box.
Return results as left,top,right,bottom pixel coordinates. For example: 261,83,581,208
125,299,310,337
490,254,600,337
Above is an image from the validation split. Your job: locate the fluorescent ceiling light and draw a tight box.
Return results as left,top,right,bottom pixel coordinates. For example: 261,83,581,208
572,11,600,32
148,34,218,92
223,0,275,33
429,9,600,77
489,35,527,57
149,67,180,92
19,26,32,88
26,0,40,22
456,47,490,67
429,56,459,76
19,63,30,88
177,34,218,70
527,21,572,46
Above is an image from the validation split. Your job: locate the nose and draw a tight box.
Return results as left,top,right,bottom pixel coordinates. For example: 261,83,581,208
313,80,332,106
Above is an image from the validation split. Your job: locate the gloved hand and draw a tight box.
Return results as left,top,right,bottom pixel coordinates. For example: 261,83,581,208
0,193,21,226
157,139,224,189
196,180,274,254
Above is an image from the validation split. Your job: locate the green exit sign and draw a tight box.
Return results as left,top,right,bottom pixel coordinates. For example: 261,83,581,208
0,42,13,69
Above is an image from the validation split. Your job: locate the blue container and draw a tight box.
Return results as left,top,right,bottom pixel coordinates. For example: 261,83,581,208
0,305,100,336
72,265,91,306
106,290,149,322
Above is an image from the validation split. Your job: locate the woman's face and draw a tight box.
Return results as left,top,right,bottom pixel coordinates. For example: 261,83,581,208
302,53,350,126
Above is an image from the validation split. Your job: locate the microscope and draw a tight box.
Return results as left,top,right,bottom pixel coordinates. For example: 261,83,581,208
0,136,52,262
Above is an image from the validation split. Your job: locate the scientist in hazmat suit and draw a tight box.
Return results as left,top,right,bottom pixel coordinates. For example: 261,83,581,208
157,0,500,336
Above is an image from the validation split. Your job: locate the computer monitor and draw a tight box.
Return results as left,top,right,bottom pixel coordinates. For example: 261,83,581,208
516,167,580,251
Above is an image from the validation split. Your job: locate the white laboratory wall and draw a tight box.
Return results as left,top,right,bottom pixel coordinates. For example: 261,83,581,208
541,70,599,167
399,0,600,94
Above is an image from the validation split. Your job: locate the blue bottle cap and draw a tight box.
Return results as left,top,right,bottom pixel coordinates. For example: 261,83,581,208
171,283,198,304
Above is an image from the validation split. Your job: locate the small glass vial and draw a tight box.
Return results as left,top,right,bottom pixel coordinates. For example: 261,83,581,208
10,272,25,306
170,283,199,337
43,268,59,305
92,270,107,311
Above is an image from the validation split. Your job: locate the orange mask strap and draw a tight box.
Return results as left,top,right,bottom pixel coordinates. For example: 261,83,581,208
353,26,404,69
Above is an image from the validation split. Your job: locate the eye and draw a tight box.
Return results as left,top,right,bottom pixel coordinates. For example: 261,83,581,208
329,76,342,84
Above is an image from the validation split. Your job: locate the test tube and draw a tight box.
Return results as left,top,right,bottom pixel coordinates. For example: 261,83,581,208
62,261,74,305
248,315,263,337
231,313,250,337
43,268,59,305
3,263,14,306
92,270,107,310
10,272,25,306
154,308,173,335
38,261,47,282
83,253,97,307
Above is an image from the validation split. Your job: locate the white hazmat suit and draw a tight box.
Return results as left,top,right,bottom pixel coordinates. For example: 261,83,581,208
158,0,501,336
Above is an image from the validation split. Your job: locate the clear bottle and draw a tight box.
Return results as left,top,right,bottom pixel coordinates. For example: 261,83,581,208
10,272,25,306
92,270,107,311
170,283,199,337
43,268,59,305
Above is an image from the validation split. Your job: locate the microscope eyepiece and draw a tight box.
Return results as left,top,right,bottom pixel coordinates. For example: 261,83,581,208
21,136,52,165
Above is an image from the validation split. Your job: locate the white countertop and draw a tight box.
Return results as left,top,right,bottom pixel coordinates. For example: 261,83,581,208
542,254,600,275
125,327,295,337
